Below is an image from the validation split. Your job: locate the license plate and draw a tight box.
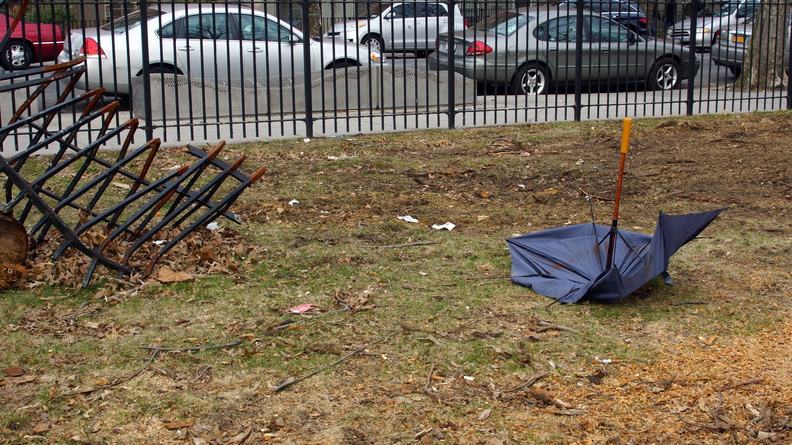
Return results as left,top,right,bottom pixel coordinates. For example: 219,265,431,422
731,34,746,43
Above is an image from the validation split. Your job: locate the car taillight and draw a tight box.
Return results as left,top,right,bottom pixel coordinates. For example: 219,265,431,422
639,18,647,25
79,38,105,57
465,41,492,56
464,19,469,28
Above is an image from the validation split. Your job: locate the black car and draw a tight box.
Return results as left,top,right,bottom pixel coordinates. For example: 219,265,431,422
560,0,649,35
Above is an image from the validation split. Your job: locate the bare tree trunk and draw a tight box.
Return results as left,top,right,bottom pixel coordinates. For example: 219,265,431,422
738,3,790,91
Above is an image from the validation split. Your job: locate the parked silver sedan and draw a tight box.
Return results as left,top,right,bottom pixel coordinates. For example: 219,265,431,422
427,7,698,94
57,3,385,96
709,16,754,76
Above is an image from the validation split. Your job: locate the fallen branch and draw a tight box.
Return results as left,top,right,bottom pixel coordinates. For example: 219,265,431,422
357,241,436,249
274,333,397,392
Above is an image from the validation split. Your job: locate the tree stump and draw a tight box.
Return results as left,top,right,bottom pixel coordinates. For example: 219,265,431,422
0,212,28,264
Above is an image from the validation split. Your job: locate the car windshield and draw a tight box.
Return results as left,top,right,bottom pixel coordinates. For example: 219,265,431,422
100,8,165,33
474,11,533,36
700,1,740,17
357,4,389,19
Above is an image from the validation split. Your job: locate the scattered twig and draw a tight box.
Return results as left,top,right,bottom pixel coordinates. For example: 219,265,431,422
55,339,242,399
274,333,397,392
536,321,580,334
193,365,213,384
717,379,763,392
670,300,708,306
357,241,436,249
500,372,550,394
423,363,435,394
140,339,242,352
270,303,351,331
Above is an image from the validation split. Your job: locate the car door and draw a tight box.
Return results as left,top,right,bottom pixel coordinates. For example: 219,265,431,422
424,3,450,50
534,16,596,83
171,12,243,82
587,15,645,82
384,3,417,51
236,12,306,79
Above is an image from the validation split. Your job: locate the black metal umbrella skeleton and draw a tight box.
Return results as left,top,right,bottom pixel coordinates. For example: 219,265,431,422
507,118,726,304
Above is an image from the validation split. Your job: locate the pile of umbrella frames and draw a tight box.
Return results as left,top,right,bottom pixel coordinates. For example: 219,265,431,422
0,0,264,287
508,118,726,304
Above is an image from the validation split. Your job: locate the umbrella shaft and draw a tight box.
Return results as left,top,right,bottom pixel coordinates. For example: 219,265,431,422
606,221,618,269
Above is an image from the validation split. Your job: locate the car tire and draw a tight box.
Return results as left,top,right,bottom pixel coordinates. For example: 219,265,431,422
511,63,549,95
646,57,681,90
1,40,33,71
728,66,742,77
361,35,384,53
327,60,359,69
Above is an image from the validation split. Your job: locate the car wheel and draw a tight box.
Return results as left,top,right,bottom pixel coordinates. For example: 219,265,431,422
327,60,358,69
647,57,681,90
361,35,384,53
1,40,33,70
728,65,742,77
511,63,549,95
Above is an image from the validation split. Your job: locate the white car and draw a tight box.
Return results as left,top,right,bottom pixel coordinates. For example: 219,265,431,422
324,1,467,55
57,3,385,96
667,0,759,50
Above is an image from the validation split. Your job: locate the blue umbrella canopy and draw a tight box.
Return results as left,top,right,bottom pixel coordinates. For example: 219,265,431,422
507,208,726,303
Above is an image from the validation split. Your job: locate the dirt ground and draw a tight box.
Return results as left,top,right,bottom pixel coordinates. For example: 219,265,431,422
2,111,791,444
229,112,792,445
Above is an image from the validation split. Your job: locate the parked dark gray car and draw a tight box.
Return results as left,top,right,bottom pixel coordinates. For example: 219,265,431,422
428,7,698,95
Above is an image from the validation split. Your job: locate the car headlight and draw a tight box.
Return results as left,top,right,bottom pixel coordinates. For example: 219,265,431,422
346,23,367,32
370,51,386,63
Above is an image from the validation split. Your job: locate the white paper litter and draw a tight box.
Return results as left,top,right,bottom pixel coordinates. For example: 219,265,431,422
397,215,419,223
432,222,456,231
288,199,299,205
206,222,221,230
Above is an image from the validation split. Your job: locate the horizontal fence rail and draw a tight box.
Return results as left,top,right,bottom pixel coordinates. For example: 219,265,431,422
1,0,790,154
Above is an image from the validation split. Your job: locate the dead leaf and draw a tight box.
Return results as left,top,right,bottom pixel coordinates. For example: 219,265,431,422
157,268,194,283
226,427,252,444
164,419,196,430
477,408,492,421
0,375,38,386
31,422,49,434
4,366,24,377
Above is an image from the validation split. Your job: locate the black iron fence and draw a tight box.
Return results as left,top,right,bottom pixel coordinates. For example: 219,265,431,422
1,0,790,151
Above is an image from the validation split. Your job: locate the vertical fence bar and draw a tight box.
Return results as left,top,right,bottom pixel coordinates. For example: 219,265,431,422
139,0,153,141
685,7,697,116
302,0,313,137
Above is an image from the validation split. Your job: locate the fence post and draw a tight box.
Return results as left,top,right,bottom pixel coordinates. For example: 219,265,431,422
302,0,314,138
139,0,153,141
685,8,697,116
447,0,456,129
574,0,584,121
787,8,791,110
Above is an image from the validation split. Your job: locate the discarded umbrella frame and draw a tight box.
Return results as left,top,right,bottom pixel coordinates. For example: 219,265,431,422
0,22,265,287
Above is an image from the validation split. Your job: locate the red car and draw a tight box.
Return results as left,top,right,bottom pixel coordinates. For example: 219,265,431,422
0,13,64,70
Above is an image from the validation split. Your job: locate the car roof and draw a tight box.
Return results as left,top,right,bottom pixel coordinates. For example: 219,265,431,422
154,3,255,14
